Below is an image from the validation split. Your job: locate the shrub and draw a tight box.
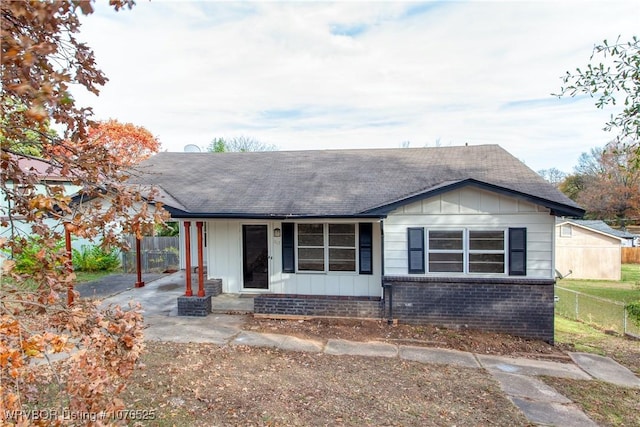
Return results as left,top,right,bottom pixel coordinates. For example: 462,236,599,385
72,245,121,272
626,301,640,328
4,236,64,274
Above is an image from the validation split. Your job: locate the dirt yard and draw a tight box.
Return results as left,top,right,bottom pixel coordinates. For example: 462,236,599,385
127,342,530,426
121,317,640,426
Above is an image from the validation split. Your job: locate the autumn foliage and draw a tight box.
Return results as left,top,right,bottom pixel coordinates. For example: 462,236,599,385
53,120,161,168
1,1,167,424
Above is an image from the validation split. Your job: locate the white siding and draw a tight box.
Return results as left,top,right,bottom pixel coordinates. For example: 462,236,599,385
384,188,555,279
202,219,382,297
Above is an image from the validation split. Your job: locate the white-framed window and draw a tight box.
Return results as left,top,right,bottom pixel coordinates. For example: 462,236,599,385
560,224,572,237
297,223,357,272
468,230,505,273
427,230,464,272
425,229,506,274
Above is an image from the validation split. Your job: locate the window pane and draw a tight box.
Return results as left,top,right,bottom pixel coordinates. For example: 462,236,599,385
329,248,355,271
329,224,355,247
299,234,324,246
298,248,324,271
469,253,504,273
428,253,463,272
469,231,504,250
298,224,324,246
329,224,354,234
429,231,463,250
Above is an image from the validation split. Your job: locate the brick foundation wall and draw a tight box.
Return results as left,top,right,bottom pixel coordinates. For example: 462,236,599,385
205,279,222,296
177,294,212,316
383,276,555,343
254,294,383,319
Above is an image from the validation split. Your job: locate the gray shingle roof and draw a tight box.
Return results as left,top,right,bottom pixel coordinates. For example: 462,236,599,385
560,219,637,240
131,144,584,218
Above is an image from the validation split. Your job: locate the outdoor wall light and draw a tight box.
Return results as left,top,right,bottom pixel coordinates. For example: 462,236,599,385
274,228,281,237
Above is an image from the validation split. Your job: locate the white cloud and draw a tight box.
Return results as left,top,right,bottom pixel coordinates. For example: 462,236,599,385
71,0,639,173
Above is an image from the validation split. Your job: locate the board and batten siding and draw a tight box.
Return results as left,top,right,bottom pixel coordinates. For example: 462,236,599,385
200,219,382,297
384,187,556,279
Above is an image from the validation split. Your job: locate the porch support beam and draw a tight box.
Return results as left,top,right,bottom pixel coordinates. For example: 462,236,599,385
134,235,144,288
196,221,205,297
184,221,193,296
64,222,74,306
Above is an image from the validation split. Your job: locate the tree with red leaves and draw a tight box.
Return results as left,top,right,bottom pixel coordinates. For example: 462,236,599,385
1,1,167,422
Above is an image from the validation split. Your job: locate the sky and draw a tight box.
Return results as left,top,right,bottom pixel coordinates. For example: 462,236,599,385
72,0,639,173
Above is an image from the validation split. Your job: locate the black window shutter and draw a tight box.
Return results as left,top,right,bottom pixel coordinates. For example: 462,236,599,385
509,228,527,276
359,223,373,275
407,227,425,274
282,223,295,273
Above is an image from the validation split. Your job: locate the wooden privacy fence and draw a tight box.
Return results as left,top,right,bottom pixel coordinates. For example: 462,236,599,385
121,235,180,273
622,247,640,264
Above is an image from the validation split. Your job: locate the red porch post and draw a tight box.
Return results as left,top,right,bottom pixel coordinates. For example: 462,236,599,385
134,235,145,288
184,221,193,296
196,221,205,297
64,223,74,306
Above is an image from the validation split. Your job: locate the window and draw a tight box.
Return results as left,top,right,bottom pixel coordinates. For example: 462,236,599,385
297,224,325,271
468,230,505,273
414,229,514,275
428,230,463,272
328,224,356,271
296,223,357,272
560,224,572,237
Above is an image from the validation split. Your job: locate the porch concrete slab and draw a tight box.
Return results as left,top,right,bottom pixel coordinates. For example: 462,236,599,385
569,352,640,388
509,397,598,427
492,372,572,403
143,314,245,344
399,346,480,369
101,271,185,316
476,354,592,380
324,339,397,358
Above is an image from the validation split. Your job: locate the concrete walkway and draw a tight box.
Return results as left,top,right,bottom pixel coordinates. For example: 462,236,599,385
99,271,640,427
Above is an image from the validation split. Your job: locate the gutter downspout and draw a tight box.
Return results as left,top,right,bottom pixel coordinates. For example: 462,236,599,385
380,220,393,324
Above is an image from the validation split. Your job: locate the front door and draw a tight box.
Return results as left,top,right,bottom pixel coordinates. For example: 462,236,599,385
242,225,269,289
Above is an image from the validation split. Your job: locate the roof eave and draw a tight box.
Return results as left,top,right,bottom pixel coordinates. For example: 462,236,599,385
164,206,385,220
360,179,586,218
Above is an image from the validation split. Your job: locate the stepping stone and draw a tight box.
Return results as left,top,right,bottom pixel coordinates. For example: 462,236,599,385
509,398,598,427
231,331,323,353
325,339,397,358
569,352,640,388
399,346,480,368
477,354,592,380
492,372,571,403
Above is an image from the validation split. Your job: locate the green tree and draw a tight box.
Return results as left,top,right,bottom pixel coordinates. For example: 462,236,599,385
206,136,277,152
555,36,639,155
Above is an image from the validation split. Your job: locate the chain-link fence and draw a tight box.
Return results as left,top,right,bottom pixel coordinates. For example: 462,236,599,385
555,286,640,338
121,236,180,273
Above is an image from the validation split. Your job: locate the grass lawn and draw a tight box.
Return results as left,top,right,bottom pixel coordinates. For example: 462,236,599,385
549,315,640,426
556,264,640,303
74,270,119,283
